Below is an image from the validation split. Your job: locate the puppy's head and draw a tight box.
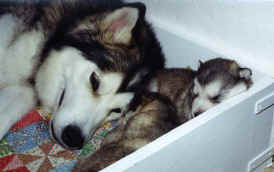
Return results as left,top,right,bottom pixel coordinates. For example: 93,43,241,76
191,58,252,117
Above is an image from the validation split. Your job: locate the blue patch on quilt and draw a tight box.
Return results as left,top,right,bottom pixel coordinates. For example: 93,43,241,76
4,121,50,153
50,160,78,172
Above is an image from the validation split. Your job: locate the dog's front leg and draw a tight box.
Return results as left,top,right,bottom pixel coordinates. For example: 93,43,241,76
0,84,36,140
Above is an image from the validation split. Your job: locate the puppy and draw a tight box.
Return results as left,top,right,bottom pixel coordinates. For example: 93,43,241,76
147,57,252,121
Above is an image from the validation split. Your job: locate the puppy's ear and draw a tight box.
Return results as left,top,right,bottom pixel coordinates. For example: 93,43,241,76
193,78,202,94
198,60,204,67
99,5,142,45
239,67,252,80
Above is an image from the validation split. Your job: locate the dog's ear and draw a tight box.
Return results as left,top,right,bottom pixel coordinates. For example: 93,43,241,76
239,67,252,80
99,5,143,45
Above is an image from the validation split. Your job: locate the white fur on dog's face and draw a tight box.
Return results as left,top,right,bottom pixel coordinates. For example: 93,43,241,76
36,48,134,149
191,78,248,118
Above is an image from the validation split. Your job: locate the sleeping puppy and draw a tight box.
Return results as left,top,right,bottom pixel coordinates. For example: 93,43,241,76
147,57,253,121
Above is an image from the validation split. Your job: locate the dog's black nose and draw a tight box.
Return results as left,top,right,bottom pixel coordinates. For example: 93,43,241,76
61,125,84,149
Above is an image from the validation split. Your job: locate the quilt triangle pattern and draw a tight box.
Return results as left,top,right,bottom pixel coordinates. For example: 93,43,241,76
0,109,116,171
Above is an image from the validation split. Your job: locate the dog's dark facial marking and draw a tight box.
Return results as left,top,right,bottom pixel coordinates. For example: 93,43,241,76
110,108,122,113
58,89,65,107
197,58,253,88
90,72,100,92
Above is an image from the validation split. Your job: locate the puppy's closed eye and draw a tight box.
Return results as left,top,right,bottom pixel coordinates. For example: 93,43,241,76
210,95,220,103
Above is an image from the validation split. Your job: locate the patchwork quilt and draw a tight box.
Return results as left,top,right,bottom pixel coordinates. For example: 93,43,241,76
0,108,115,172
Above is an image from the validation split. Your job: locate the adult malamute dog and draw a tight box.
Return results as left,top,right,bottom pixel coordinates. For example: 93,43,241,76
0,0,165,150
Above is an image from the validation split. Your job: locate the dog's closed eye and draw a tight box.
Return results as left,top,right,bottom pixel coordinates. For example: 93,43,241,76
110,108,122,113
59,89,65,107
90,72,100,92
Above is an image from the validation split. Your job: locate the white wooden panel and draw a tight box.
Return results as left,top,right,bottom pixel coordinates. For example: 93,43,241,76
153,27,221,69
126,0,274,77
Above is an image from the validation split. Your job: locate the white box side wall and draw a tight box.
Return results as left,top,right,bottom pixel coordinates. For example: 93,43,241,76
126,0,274,78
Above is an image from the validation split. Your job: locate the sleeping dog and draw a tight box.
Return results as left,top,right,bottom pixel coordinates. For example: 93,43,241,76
0,0,165,150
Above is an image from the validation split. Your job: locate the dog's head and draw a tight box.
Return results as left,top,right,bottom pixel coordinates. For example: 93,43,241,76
43,50,134,150
36,2,159,150
191,58,252,117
